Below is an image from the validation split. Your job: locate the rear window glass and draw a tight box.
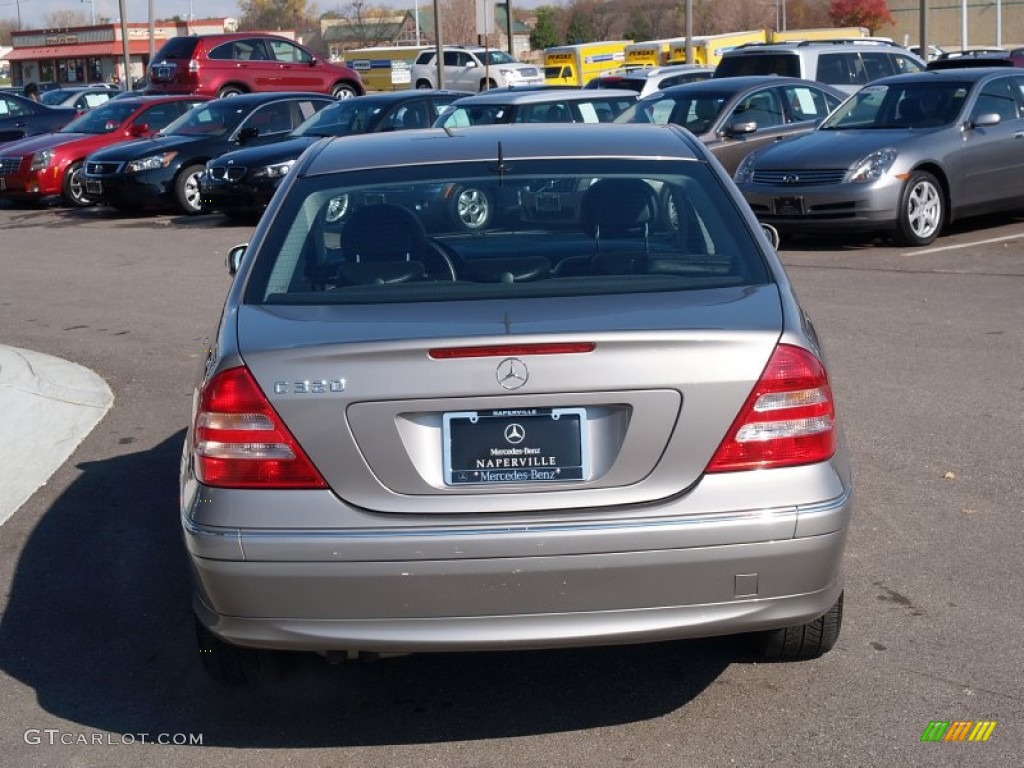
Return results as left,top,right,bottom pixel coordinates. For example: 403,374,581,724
715,53,800,78
152,37,200,60
243,159,770,306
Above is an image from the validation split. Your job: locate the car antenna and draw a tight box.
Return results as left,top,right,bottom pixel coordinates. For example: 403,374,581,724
491,141,510,186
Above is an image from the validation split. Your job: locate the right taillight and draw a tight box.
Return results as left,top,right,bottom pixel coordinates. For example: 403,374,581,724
193,366,327,489
706,344,836,472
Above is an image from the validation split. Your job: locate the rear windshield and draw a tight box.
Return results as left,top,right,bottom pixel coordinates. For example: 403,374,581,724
152,37,200,60
715,53,800,78
436,97,634,127
243,159,770,306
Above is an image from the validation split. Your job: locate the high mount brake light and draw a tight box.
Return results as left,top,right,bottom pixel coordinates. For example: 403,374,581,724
193,366,326,489
706,344,836,472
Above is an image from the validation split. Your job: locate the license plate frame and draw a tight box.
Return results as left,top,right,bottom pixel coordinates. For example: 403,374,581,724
773,195,805,216
85,179,103,196
442,407,588,486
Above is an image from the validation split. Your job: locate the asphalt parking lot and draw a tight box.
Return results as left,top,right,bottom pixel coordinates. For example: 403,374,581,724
1,200,1022,767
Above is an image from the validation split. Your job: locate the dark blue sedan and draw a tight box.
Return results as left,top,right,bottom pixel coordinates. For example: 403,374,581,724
0,92,77,149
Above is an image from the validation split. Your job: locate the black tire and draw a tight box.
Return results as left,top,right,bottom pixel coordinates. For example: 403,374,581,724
332,82,359,99
175,164,206,215
450,185,493,231
756,591,844,660
195,617,262,685
894,170,943,246
217,85,245,98
61,161,94,207
415,80,433,90
480,78,498,91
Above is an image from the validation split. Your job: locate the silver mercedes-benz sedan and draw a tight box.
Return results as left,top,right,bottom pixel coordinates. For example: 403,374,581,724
181,123,852,683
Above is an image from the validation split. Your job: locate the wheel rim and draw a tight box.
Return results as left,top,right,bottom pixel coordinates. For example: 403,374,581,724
334,87,354,99
183,171,203,212
66,165,90,206
456,188,489,229
907,180,941,239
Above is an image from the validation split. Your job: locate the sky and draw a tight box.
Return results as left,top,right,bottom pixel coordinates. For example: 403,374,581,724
3,0,546,29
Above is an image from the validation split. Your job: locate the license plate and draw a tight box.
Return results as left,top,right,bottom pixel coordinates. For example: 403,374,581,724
443,408,588,486
86,179,103,195
535,193,561,211
774,196,804,216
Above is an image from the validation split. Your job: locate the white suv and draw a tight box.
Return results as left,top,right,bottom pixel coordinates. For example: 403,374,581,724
412,47,544,91
715,39,926,94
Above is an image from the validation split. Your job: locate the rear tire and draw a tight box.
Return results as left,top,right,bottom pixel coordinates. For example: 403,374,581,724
61,161,94,207
195,617,267,685
175,164,205,215
415,80,433,90
756,591,844,660
480,78,498,91
217,85,245,98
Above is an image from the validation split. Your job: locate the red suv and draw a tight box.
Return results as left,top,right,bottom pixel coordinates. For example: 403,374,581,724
146,33,364,99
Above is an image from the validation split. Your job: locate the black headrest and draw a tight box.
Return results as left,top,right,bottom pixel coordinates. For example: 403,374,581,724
580,178,659,239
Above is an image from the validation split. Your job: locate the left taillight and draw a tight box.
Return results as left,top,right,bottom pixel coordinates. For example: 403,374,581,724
705,344,836,473
193,366,327,489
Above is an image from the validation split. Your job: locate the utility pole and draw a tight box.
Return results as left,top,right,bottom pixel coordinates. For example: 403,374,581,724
119,0,131,88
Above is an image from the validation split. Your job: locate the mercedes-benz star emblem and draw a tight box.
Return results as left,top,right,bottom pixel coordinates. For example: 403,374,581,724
496,357,528,390
504,423,526,444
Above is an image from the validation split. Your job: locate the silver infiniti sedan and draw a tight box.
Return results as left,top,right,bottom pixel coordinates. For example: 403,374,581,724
734,67,1024,246
181,123,852,683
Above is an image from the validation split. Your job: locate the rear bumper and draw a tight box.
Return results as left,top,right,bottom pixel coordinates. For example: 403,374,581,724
184,486,851,653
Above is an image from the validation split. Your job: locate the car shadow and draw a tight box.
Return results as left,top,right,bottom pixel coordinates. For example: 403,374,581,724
0,431,736,748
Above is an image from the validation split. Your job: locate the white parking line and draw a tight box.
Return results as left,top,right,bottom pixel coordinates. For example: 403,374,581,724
907,233,1023,256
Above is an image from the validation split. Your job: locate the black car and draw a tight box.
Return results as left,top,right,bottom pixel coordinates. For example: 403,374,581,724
200,89,470,220
82,92,334,214
0,92,77,149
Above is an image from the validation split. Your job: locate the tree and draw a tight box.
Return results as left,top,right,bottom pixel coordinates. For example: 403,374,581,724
440,0,478,45
0,18,18,46
829,0,894,34
238,0,318,32
529,6,562,51
44,10,90,28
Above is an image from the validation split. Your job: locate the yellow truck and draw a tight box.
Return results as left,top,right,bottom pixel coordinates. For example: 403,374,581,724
624,39,684,68
667,31,768,66
343,46,431,92
770,27,870,43
544,41,632,86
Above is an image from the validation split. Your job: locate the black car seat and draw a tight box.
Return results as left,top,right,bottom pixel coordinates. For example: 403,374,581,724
579,178,660,274
336,204,454,285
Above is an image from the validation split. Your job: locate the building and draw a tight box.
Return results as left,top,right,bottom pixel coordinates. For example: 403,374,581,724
2,18,237,89
885,1,1024,51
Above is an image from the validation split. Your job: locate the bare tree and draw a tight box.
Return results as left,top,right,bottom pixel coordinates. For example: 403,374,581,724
44,10,91,28
337,0,403,47
440,0,478,45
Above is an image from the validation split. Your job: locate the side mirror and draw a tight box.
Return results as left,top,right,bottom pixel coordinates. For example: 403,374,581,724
465,60,479,69
226,243,247,276
725,120,757,136
128,122,149,137
761,223,781,250
236,126,259,144
971,112,1000,128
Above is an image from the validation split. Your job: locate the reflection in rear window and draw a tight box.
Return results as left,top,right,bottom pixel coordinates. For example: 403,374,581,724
244,160,771,306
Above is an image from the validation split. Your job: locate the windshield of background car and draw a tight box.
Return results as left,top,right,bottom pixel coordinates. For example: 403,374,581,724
821,81,969,129
60,101,137,133
481,51,517,65
160,100,249,137
616,93,727,133
293,100,385,137
40,89,77,105
243,160,771,306
715,54,800,78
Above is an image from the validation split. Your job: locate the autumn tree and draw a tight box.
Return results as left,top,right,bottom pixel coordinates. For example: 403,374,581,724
829,0,894,34
238,0,319,32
